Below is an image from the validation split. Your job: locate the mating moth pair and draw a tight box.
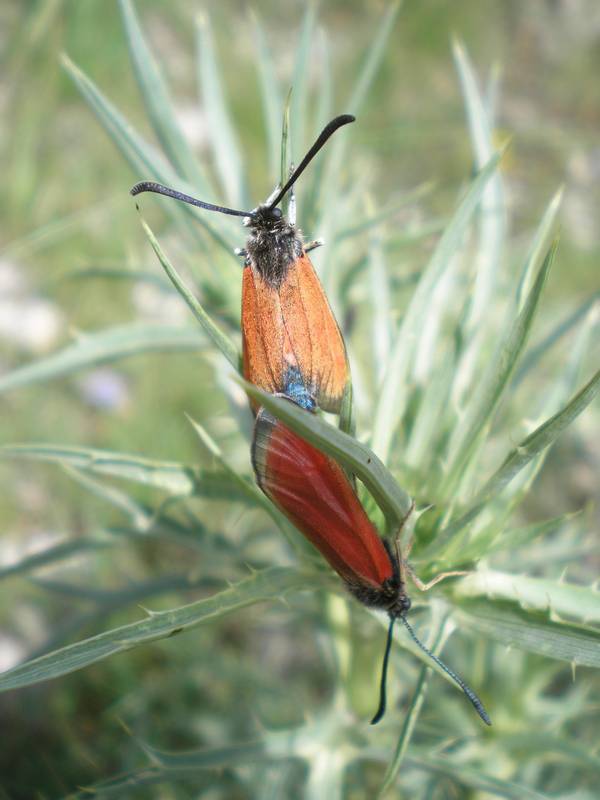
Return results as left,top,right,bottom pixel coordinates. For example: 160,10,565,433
132,115,490,727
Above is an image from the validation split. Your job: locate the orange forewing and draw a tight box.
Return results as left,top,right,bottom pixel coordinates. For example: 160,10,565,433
241,253,348,412
252,409,393,588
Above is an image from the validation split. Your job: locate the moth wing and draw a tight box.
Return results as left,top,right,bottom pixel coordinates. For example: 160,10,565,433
252,408,392,587
242,266,285,397
279,254,349,413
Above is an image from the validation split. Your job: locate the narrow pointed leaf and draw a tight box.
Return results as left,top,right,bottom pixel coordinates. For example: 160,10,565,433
454,39,505,320
500,303,599,507
368,222,391,382
0,444,197,494
140,215,240,369
405,359,455,472
513,292,599,387
0,323,205,396
186,416,292,534
54,266,170,290
459,512,579,562
314,1,400,261
0,566,310,692
240,380,412,526
475,365,600,500
0,538,112,582
119,0,211,191
290,2,316,159
68,768,235,797
372,152,502,463
252,11,282,176
453,599,600,668
139,740,269,770
1,442,266,512
62,55,230,252
61,54,172,179
443,241,557,490
433,367,600,550
496,733,600,773
347,1,401,114
515,191,563,312
411,754,550,800
336,183,433,241
196,15,244,205
377,618,451,798
450,40,505,404
314,28,333,133
62,465,153,528
309,2,400,255
453,569,600,624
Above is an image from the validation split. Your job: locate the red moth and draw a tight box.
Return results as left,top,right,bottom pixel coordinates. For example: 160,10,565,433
251,404,491,726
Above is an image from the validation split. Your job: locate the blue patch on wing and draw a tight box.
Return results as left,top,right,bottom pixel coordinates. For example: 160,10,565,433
283,367,316,411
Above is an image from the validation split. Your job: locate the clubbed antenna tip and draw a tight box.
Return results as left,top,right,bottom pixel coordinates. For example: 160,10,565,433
400,615,491,726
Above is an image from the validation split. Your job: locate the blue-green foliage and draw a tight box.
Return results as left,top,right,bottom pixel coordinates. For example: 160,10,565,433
1,2,598,797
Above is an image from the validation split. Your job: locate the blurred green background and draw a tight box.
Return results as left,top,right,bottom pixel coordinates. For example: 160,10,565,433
0,1,598,798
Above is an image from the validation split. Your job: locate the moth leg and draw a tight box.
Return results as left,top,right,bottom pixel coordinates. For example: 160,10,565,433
392,500,417,587
395,500,417,551
288,167,297,226
304,238,324,253
405,561,469,592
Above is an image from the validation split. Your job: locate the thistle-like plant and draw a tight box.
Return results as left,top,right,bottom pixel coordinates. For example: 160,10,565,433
1,2,599,797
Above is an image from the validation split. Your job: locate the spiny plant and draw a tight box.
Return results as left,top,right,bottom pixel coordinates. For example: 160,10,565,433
1,2,599,798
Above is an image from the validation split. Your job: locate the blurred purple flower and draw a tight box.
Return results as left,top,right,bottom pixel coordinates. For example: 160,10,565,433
78,368,130,411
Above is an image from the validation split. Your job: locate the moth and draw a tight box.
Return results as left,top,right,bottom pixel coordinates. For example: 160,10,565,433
251,399,491,726
132,115,353,414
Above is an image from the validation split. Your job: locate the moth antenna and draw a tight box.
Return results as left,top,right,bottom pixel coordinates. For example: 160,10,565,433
400,615,491,726
268,114,355,210
370,615,396,725
130,181,254,218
